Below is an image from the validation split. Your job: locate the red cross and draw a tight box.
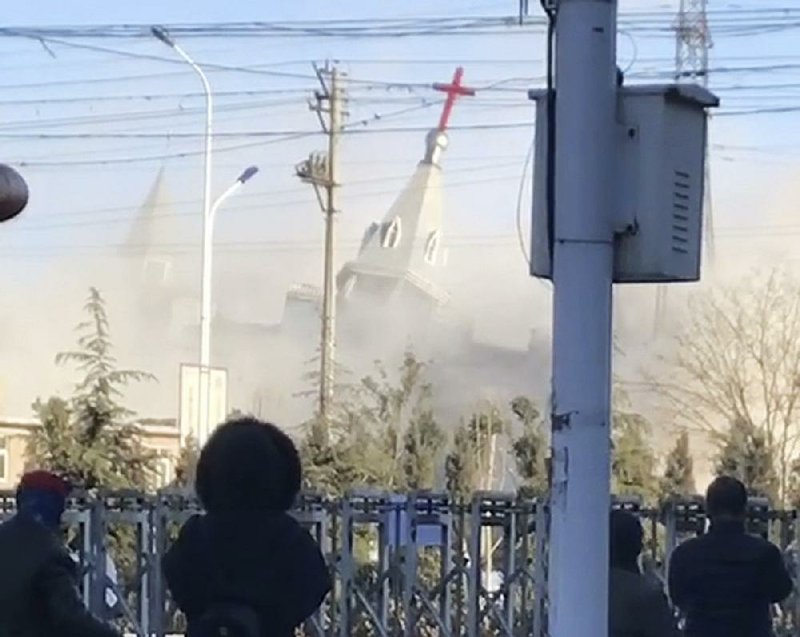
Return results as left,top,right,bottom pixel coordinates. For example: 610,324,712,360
433,67,475,132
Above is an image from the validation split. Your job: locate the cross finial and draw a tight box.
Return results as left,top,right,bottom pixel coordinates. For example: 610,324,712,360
433,67,475,132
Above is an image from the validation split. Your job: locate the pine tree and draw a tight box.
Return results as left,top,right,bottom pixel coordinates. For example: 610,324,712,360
510,396,547,497
660,430,696,501
612,409,659,504
27,288,157,490
400,405,446,491
27,397,77,474
716,417,779,503
173,435,200,490
445,404,506,498
300,350,444,495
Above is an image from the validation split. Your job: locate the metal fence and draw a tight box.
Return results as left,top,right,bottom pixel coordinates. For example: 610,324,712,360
1,491,798,637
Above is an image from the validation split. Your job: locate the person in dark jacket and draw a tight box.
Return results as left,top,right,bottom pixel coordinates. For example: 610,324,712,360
609,509,679,637
0,470,120,637
163,417,331,637
668,476,794,637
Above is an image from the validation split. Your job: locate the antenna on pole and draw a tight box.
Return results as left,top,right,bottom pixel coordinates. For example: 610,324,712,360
655,0,713,334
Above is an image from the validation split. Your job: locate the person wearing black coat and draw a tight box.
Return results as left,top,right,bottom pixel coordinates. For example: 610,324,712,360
0,471,120,637
609,509,679,637
668,476,794,637
163,418,331,637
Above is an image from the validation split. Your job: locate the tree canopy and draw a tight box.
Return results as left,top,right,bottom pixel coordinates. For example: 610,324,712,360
27,287,157,490
665,268,800,504
660,429,697,501
612,391,659,504
715,417,779,503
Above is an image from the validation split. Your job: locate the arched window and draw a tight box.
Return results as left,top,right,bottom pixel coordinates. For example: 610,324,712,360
424,230,440,265
381,217,402,248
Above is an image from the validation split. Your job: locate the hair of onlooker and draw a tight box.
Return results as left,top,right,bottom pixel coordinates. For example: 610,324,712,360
706,475,747,519
610,509,644,570
195,417,302,513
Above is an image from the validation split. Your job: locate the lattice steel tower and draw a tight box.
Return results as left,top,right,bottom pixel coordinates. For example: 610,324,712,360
655,0,713,333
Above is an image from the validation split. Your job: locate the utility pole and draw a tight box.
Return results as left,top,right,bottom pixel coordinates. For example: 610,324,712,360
296,63,346,444
655,0,713,333
547,1,617,636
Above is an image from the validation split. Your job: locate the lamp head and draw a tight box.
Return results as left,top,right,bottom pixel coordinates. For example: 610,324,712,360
239,166,259,184
151,26,175,48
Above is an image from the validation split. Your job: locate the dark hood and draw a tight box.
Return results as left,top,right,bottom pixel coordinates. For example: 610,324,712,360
162,510,330,637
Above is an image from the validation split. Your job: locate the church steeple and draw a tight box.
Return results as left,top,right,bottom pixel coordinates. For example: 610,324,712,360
126,166,171,258
336,68,474,311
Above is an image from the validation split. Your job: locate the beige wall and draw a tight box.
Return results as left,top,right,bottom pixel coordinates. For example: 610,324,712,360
0,420,180,492
0,429,35,491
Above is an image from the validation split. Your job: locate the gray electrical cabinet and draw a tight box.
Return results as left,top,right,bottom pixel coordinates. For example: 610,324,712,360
528,84,719,283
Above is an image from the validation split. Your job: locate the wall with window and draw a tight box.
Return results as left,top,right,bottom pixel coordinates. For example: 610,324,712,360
0,421,181,492
0,430,33,491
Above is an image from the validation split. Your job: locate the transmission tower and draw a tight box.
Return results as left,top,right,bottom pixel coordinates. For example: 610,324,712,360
654,0,713,333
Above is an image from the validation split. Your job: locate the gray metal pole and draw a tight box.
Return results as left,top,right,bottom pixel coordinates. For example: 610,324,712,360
547,1,617,636
319,67,341,439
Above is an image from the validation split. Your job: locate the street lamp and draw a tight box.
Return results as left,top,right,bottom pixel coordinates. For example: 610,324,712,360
192,165,259,441
152,25,217,442
204,165,260,350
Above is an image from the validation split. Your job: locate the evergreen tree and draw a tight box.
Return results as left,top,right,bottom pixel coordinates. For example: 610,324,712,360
660,429,696,501
27,288,157,490
400,406,446,491
612,409,659,503
173,435,200,490
445,404,506,498
786,458,800,509
510,396,547,496
300,350,445,495
715,417,779,503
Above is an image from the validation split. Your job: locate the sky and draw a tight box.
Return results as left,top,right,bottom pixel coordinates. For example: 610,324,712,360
0,0,799,436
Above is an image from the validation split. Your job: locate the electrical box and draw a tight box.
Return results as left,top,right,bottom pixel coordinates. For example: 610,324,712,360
528,84,719,283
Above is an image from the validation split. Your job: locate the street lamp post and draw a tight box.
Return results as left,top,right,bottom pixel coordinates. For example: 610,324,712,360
191,166,259,442
152,26,258,443
152,25,213,366
204,166,261,361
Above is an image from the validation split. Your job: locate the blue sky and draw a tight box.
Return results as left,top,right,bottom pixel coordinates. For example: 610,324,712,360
0,0,797,421
0,0,798,336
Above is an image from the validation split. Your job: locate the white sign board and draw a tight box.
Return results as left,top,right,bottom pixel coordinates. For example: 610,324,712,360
179,364,228,445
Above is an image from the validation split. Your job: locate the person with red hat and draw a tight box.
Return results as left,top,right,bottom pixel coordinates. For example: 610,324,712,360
0,470,120,637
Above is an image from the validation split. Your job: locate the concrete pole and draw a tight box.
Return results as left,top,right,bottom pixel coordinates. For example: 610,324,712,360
319,67,341,438
548,1,617,637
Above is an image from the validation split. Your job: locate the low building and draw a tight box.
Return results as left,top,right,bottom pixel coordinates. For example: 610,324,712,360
0,416,181,492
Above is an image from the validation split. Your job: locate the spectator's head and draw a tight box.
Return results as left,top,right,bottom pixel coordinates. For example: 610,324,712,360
195,417,301,513
706,475,747,521
16,470,70,531
610,509,643,572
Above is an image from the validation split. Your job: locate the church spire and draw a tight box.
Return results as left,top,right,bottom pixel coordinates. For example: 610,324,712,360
335,68,474,312
424,67,475,166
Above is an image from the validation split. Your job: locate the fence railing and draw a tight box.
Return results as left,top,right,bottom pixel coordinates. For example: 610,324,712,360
1,490,798,637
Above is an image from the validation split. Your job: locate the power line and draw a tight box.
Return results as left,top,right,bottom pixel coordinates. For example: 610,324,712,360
12,134,315,166
0,86,315,107
14,161,519,231
7,225,800,259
